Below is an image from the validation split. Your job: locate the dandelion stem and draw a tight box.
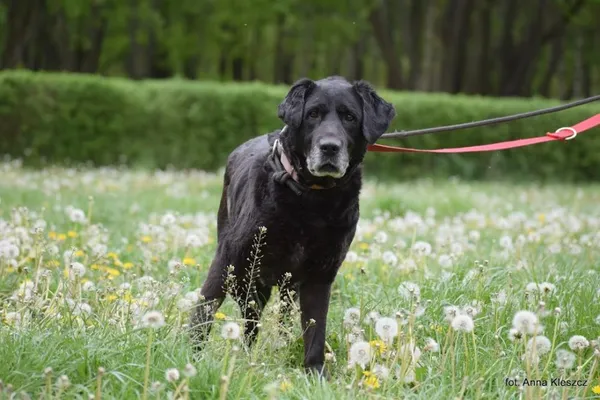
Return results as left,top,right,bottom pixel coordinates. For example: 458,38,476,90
471,330,478,374
541,315,560,377
142,331,154,400
95,371,103,400
462,333,469,378
580,357,597,399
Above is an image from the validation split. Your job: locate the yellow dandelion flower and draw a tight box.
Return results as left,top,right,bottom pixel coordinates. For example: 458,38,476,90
102,267,120,278
123,262,134,270
592,385,600,395
183,257,196,266
74,250,85,257
359,242,369,250
47,260,60,268
106,294,118,302
215,312,226,320
67,231,78,238
48,231,57,240
151,256,159,262
370,340,387,356
107,252,119,260
279,379,292,392
6,267,15,273
114,260,123,267
141,236,152,243
91,264,101,270
122,292,133,303
57,233,67,241
364,374,380,389
537,213,545,223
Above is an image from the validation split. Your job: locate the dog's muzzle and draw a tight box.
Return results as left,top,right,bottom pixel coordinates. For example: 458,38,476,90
307,138,349,178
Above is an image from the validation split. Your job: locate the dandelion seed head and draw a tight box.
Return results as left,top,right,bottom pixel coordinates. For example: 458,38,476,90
444,305,460,322
183,363,197,377
349,341,371,368
140,310,165,329
527,335,552,355
451,315,474,332
555,349,576,370
343,307,361,326
165,368,180,382
398,282,421,301
221,322,241,340
424,338,440,352
512,310,539,334
375,317,398,343
568,335,589,351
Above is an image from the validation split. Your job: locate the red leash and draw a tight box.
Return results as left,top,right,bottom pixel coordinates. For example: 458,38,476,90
367,114,600,154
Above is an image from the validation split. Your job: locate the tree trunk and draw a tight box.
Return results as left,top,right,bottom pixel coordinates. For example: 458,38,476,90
470,0,492,95
1,0,45,68
405,0,426,90
538,36,563,97
440,0,474,93
421,0,438,91
368,0,403,89
126,0,144,78
273,12,287,83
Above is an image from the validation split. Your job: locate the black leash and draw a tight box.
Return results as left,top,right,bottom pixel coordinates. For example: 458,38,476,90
380,94,600,139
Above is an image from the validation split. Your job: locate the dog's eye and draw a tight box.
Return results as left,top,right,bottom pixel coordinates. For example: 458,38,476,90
344,113,356,122
308,110,319,119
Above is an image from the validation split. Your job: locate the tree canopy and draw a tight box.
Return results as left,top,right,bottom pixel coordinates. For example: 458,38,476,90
1,0,599,99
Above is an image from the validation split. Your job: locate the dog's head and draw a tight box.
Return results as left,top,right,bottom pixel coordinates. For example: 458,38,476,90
277,76,395,183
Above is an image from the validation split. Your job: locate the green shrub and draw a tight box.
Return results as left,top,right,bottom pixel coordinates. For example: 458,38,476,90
1,70,599,181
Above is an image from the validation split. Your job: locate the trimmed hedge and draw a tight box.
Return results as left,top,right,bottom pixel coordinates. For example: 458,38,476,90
1,70,599,181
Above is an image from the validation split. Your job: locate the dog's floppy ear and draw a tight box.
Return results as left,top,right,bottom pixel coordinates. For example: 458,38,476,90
353,81,396,144
277,78,316,129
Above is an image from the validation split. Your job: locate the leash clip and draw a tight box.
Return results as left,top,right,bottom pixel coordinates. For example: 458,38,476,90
549,127,578,141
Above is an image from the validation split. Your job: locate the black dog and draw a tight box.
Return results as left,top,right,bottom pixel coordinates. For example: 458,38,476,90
191,76,395,376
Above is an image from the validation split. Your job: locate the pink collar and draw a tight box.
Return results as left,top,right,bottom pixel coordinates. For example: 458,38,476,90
273,135,326,190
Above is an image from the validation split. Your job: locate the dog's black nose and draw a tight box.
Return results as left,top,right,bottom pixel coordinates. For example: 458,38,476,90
319,139,341,156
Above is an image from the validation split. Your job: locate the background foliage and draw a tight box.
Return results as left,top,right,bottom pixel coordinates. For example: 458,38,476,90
2,70,599,181
2,0,600,98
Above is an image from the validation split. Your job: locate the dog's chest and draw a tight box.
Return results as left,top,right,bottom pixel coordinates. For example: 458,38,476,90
256,213,355,285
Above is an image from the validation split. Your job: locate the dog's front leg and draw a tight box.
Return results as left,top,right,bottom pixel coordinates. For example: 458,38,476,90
299,281,332,378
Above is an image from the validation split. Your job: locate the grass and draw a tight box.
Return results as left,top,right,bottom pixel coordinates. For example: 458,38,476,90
0,159,599,399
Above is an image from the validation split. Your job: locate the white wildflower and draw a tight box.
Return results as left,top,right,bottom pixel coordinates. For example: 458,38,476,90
568,335,589,351
374,231,388,244
438,254,453,268
349,341,371,368
412,241,432,256
68,262,86,279
140,310,166,329
451,315,474,333
221,322,241,340
365,311,380,324
555,349,576,370
443,305,460,323
165,368,180,382
512,310,539,334
382,251,398,266
371,364,390,379
375,317,398,344
398,282,420,301
183,363,197,377
345,251,358,263
527,335,552,355
424,338,439,352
